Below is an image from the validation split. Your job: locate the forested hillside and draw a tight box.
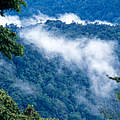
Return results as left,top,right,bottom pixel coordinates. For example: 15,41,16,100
0,0,57,119
0,89,58,120
19,0,120,23
1,0,120,120
0,21,120,120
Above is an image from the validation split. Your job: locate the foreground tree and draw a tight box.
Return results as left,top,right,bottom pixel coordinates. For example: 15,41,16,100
0,0,27,16
0,89,58,120
0,26,24,60
0,0,27,60
106,75,120,83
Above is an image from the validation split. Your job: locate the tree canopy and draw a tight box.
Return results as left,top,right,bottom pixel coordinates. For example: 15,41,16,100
0,0,27,60
0,0,27,16
0,89,58,120
0,26,24,60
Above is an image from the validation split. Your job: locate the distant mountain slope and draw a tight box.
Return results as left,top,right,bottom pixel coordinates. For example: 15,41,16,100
18,0,120,23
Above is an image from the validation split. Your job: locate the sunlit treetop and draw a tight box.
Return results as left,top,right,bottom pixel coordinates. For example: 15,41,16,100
0,0,27,16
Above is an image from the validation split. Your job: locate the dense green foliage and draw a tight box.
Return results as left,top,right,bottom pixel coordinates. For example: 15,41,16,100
45,20,120,41
0,26,24,60
0,0,27,16
0,89,58,120
0,0,27,60
12,44,87,120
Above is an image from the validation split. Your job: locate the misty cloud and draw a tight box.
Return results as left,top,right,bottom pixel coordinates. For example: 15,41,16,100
0,12,114,28
14,80,36,94
0,59,36,94
21,12,114,26
84,40,118,96
0,15,21,27
20,24,119,97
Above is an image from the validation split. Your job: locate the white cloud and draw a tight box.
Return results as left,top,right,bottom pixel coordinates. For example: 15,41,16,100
58,13,114,26
0,12,115,28
91,20,113,26
58,13,86,25
27,12,114,26
84,40,117,96
20,25,119,97
21,12,56,27
0,15,21,27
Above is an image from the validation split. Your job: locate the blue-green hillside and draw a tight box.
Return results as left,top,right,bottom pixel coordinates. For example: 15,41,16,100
0,21,120,120
17,0,120,23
